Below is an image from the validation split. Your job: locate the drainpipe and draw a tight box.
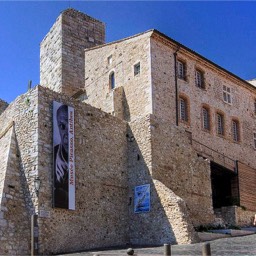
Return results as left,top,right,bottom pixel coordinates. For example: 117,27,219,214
174,47,180,126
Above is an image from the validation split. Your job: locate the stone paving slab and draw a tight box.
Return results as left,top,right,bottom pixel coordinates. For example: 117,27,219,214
59,234,256,256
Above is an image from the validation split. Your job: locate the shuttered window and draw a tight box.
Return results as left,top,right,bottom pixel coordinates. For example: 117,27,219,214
177,60,186,80
232,120,239,142
202,107,210,130
195,69,204,89
217,113,224,136
179,97,189,122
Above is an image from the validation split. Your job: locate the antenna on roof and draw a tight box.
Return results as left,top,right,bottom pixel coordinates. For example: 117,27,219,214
28,80,32,91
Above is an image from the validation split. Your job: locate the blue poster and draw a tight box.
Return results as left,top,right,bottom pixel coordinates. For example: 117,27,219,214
134,184,150,213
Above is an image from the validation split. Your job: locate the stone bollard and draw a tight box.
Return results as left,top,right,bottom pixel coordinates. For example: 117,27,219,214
164,244,171,256
127,248,134,255
202,242,211,256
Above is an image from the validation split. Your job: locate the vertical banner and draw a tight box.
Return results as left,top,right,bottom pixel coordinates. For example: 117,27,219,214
134,184,150,213
53,101,75,210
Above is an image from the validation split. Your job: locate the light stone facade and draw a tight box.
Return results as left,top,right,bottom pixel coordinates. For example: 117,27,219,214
0,7,256,255
84,31,153,121
83,27,256,218
40,9,105,97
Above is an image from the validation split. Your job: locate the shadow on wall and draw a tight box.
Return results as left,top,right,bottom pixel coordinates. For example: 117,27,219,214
0,125,33,255
122,89,131,122
113,86,131,122
150,116,215,227
126,120,197,246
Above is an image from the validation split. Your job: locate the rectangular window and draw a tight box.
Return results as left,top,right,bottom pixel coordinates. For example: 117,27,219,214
177,60,186,80
202,108,210,130
134,62,140,76
217,113,224,136
179,98,188,122
254,132,256,149
223,85,232,104
232,120,239,142
195,70,204,88
254,100,256,114
107,55,112,65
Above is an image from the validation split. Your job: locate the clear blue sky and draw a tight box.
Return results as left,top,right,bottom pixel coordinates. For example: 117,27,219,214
1,1,256,103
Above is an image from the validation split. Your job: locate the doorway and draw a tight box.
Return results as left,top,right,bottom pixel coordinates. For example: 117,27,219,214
211,162,239,209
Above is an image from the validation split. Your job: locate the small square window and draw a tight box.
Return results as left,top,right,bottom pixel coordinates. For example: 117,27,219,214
107,55,112,65
134,62,140,76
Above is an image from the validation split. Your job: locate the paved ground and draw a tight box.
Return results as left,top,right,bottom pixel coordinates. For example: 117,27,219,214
60,234,256,256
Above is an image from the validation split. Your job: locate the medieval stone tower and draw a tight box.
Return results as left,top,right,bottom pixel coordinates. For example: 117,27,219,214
40,8,105,96
1,7,256,256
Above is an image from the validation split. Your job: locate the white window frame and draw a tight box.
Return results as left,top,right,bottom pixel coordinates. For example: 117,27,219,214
223,85,232,104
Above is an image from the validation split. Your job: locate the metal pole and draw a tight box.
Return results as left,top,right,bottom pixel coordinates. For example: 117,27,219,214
174,51,179,127
31,214,39,256
202,242,211,256
164,244,171,256
31,215,34,256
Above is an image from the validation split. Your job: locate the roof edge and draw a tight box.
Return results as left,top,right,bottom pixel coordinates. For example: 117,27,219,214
84,29,154,52
152,29,256,92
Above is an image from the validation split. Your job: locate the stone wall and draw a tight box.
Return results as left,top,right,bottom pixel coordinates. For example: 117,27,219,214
40,14,62,94
0,126,31,255
235,207,255,226
0,89,39,255
84,31,153,121
150,36,176,123
220,206,255,226
40,8,105,97
150,34,256,169
0,85,203,254
37,86,129,254
150,115,215,226
0,85,129,255
127,115,198,245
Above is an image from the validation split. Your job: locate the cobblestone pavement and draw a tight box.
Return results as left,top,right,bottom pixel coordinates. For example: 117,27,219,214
61,234,256,256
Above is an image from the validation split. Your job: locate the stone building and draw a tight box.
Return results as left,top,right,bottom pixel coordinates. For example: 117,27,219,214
0,8,255,255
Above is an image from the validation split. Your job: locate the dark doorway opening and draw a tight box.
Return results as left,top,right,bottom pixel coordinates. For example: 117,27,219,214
211,162,239,209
